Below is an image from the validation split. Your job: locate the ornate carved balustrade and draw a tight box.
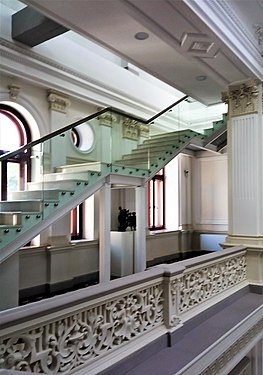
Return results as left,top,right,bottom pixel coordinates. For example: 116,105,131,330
0,246,249,374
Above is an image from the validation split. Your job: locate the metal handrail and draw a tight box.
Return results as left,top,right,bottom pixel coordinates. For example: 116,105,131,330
0,95,188,162
146,95,188,124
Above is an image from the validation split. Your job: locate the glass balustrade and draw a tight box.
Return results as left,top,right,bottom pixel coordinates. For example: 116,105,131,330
0,99,227,254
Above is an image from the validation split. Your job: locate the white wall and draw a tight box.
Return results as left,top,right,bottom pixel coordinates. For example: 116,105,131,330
0,252,19,310
193,152,228,232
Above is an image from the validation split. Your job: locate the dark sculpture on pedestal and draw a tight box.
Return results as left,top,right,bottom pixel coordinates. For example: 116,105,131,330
118,206,136,232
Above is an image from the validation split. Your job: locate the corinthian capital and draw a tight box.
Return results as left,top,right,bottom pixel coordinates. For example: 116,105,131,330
222,80,260,117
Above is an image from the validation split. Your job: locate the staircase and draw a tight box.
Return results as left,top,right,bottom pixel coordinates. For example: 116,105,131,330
0,105,227,263
114,114,227,178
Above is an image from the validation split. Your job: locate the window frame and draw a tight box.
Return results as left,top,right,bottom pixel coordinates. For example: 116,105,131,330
148,168,165,230
71,203,84,240
0,104,32,200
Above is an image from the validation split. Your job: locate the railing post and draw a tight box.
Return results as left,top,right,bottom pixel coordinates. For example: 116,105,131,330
162,267,184,334
246,248,263,290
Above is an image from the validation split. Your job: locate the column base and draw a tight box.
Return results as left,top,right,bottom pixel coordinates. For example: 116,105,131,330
222,235,263,249
223,236,263,286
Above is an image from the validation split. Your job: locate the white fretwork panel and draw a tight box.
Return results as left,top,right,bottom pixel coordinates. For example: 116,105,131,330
0,284,164,374
171,253,246,314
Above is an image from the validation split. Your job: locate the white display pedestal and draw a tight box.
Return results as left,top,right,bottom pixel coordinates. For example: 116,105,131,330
111,231,134,277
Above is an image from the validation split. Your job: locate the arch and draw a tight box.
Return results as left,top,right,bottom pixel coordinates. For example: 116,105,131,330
0,101,41,200
0,100,40,141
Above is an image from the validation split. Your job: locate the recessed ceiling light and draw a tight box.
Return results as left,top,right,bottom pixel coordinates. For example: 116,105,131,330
134,32,149,40
196,75,207,81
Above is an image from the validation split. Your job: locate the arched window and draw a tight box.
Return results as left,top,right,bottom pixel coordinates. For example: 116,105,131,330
0,104,31,200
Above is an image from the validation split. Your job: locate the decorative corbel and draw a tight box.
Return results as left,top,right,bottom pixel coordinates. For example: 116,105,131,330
8,84,20,100
47,90,70,113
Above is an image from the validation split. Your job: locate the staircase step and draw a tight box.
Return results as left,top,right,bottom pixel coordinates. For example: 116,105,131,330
55,162,102,173
0,212,22,225
131,144,181,155
11,189,73,201
122,150,171,161
149,129,192,140
0,200,45,212
42,171,94,182
27,179,86,191
142,133,192,146
137,137,190,150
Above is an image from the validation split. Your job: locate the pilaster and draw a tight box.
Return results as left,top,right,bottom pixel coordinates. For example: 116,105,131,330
222,80,263,248
47,90,70,170
97,111,115,164
43,90,71,246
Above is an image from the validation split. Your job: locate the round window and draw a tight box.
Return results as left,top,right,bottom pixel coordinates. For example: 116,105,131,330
71,122,95,152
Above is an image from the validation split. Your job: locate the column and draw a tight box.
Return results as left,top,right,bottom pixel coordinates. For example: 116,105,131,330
99,182,111,283
134,185,147,272
222,80,263,248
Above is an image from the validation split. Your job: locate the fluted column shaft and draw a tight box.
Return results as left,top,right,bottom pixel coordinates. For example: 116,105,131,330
223,80,263,248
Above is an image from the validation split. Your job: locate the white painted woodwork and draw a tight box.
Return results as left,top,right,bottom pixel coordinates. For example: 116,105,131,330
193,153,228,232
229,114,263,236
99,182,111,283
2,247,261,375
134,185,147,272
0,253,19,310
111,231,134,277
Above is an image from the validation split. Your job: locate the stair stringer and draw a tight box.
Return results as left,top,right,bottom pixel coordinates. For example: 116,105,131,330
0,177,106,264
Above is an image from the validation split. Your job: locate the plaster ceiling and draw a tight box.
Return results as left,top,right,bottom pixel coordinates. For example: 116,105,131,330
22,0,263,106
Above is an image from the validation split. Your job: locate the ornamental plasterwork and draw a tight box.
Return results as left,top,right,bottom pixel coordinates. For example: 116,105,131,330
222,81,260,117
168,279,182,328
97,112,117,127
140,123,150,138
47,90,70,113
123,118,140,140
122,119,149,140
0,284,164,374
177,254,246,313
180,32,219,58
200,318,263,375
8,84,20,100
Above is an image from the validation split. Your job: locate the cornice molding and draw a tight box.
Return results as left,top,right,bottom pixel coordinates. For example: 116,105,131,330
0,37,157,120
0,37,222,131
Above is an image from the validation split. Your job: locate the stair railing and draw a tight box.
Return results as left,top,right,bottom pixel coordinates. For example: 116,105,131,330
0,96,188,163
0,97,190,254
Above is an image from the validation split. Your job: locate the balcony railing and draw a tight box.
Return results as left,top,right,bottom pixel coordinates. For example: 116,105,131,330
0,246,249,374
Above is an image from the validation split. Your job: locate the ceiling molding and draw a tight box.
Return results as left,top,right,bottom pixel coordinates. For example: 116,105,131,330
0,37,160,119
180,32,220,58
183,0,263,80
